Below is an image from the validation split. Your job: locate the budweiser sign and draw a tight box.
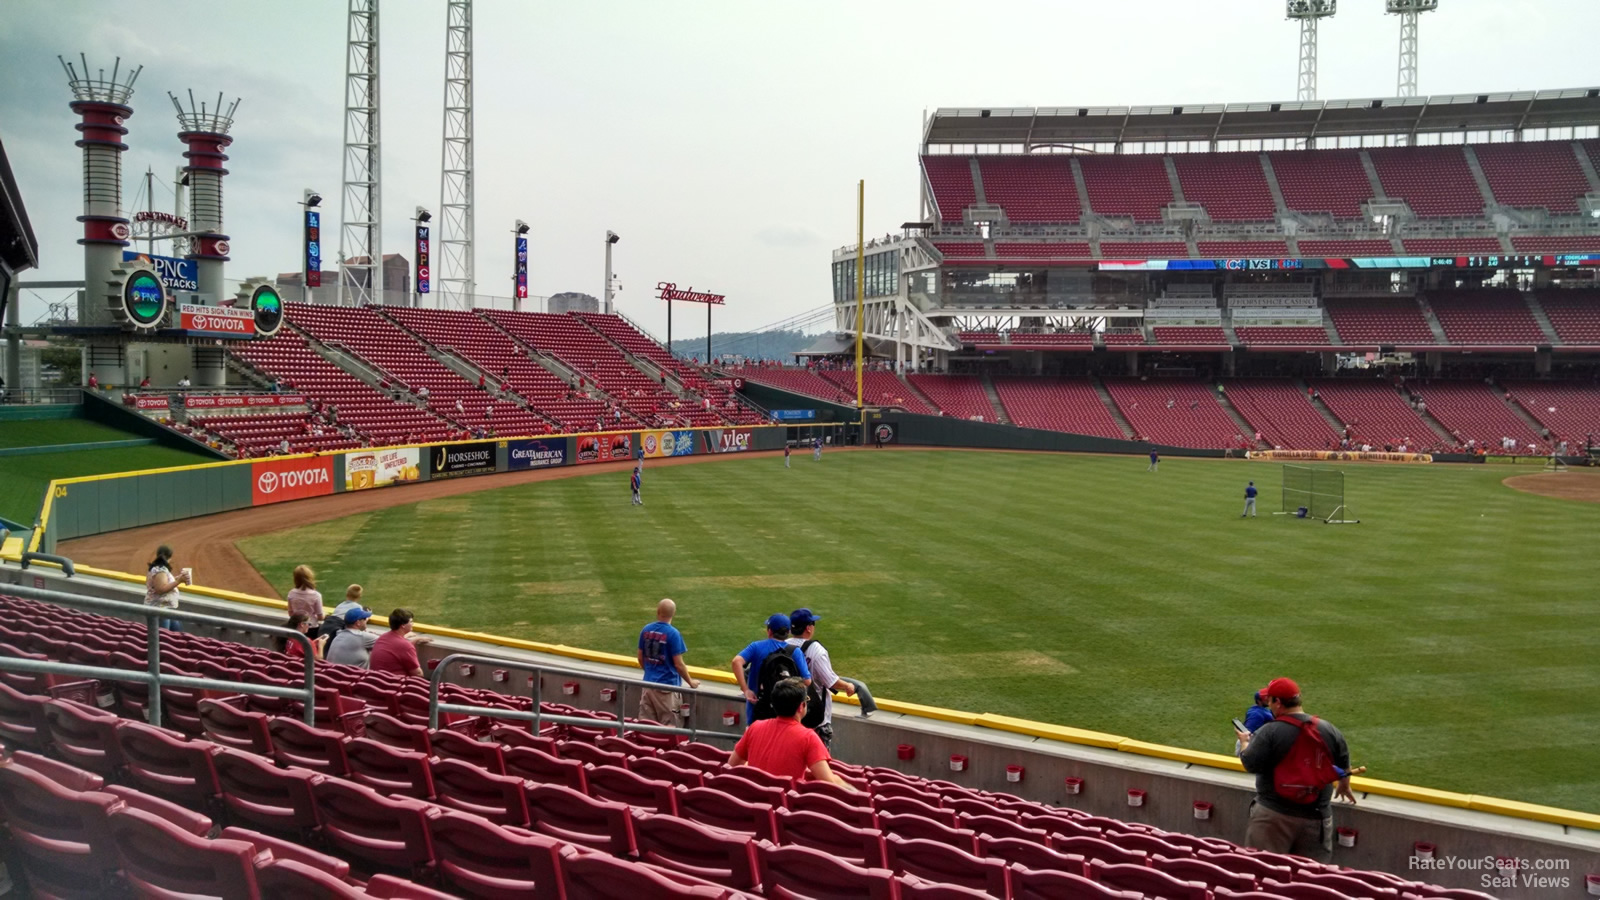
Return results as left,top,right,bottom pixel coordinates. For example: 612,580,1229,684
251,457,334,506
655,282,725,305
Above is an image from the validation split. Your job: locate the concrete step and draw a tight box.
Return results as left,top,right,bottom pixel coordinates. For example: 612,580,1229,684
1416,295,1451,345
968,157,988,205
1492,380,1552,438
1090,375,1136,440
1298,379,1347,433
981,374,1012,425
1214,388,1260,446
1322,310,1343,346
897,372,938,413
1522,292,1561,345
1396,382,1456,444
1573,141,1600,192
1259,152,1289,215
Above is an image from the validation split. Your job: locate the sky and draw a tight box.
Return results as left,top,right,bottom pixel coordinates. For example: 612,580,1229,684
2,0,1596,338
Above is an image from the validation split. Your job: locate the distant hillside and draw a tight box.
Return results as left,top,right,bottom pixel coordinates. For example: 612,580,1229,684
669,329,815,363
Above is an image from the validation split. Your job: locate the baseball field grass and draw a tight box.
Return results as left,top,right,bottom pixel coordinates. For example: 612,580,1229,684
0,420,213,524
237,450,1600,812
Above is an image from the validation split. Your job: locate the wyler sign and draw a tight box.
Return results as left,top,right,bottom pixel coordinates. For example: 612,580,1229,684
704,428,754,454
508,438,567,470
251,457,334,506
431,441,497,479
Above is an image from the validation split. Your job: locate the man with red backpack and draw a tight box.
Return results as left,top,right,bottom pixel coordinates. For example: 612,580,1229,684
1236,677,1357,862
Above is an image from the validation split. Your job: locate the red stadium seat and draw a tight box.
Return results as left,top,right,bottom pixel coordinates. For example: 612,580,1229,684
897,878,993,899
630,753,706,788
774,807,888,869
198,697,275,756
256,858,366,899
884,833,1010,896
1013,864,1141,900
757,842,900,900
267,714,351,776
1152,853,1261,892
558,845,740,899
431,757,531,827
366,873,460,899
505,745,590,792
432,728,508,774
212,746,323,836
41,698,124,780
106,806,259,900
490,725,559,755
977,834,1089,877
364,710,433,754
587,764,679,814
312,778,436,877
425,806,565,898
0,758,123,896
523,781,637,856
877,811,978,854
344,736,436,800
789,788,878,828
1091,859,1210,899
705,771,787,809
872,793,960,828
113,719,222,811
631,811,761,891
0,679,51,751
674,784,780,842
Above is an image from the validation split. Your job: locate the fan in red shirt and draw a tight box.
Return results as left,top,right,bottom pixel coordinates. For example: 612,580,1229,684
729,678,855,790
369,608,430,677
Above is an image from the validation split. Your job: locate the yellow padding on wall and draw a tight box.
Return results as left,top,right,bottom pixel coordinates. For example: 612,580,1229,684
975,713,1124,749
1349,777,1473,809
1464,796,1600,831
1117,739,1246,772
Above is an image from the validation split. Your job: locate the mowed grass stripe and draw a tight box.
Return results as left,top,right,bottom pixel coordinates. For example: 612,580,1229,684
236,451,1600,812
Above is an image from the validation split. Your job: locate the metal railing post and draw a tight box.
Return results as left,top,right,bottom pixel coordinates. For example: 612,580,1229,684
145,610,163,727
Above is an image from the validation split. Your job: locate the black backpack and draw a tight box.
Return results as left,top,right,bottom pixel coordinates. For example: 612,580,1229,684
798,640,828,730
749,644,805,721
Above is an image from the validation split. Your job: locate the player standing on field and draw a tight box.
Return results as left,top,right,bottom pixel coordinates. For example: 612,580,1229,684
784,442,791,468
1148,447,1159,472
1242,480,1258,517
631,458,643,506
813,436,822,461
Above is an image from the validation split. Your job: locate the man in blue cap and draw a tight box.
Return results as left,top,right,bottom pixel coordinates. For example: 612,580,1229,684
731,613,811,724
786,608,855,747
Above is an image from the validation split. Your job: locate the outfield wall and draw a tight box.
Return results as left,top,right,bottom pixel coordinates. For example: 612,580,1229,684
869,410,1227,457
28,424,790,554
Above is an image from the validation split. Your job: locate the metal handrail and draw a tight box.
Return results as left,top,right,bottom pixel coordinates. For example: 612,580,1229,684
427,652,744,743
0,582,316,726
20,552,75,577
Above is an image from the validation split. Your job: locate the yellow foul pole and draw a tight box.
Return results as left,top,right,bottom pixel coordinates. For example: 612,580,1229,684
855,180,866,410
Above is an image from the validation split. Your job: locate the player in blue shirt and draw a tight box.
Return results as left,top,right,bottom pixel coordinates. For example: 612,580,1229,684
637,598,697,725
1242,480,1258,517
1148,447,1159,472
813,437,822,461
631,458,643,506
730,613,811,723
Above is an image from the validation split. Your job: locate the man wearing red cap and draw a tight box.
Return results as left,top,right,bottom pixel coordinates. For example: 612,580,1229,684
1236,677,1355,862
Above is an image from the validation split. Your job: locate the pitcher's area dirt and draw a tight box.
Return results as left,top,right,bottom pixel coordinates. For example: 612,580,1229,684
60,451,786,600
1503,470,1600,504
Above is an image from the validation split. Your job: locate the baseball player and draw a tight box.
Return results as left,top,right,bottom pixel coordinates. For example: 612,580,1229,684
1242,480,1258,518
813,436,822,461
784,442,791,468
631,458,643,506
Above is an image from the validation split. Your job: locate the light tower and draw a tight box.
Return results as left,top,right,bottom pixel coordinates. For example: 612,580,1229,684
340,0,382,306
438,0,474,310
170,89,239,304
1386,0,1437,98
60,54,141,315
1285,0,1336,103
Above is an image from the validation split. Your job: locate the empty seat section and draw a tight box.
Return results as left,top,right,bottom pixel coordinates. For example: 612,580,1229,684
1427,290,1546,344
1196,241,1289,257
992,377,1124,439
1268,150,1370,218
581,314,757,425
907,375,997,422
933,242,986,260
1234,327,1330,346
1410,381,1541,449
722,367,850,405
1535,290,1600,343
1173,152,1276,221
1298,239,1395,257
977,156,1082,222
1369,146,1484,218
1103,379,1242,448
1501,380,1600,444
1004,331,1093,348
1224,379,1340,449
1473,141,1590,213
1400,238,1503,255
994,242,1092,260
818,371,934,414
922,156,976,223
1324,297,1435,344
1310,379,1436,449
1079,155,1173,222
1101,241,1187,258
1510,236,1600,254
1151,327,1228,346
485,309,682,426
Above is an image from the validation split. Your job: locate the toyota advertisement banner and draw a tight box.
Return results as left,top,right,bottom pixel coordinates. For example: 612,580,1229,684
576,433,634,464
508,438,567,470
251,456,335,506
183,394,307,410
640,430,695,459
345,447,422,491
179,303,255,339
703,428,754,454
431,441,497,479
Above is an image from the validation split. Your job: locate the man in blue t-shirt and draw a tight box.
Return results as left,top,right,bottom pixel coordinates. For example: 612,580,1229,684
1243,480,1258,517
1148,447,1159,472
637,598,697,725
730,613,811,724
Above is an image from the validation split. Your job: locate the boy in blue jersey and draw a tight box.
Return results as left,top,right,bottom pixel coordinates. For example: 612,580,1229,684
637,598,697,725
730,613,811,724
1242,480,1258,517
631,458,643,506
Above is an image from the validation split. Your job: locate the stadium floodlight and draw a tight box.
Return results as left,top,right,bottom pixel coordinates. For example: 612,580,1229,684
1386,0,1438,98
1285,0,1336,103
515,220,530,235
303,189,322,208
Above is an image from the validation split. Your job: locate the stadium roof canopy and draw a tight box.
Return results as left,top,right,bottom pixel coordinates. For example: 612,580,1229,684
923,87,1600,149
1,134,39,274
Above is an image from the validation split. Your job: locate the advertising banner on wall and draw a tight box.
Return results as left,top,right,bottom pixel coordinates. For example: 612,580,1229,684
871,422,897,445
183,394,307,409
415,224,430,295
178,303,255,339
122,251,199,292
508,438,567,470
576,433,634,464
305,210,322,288
702,428,754,454
251,456,335,506
640,430,695,458
345,447,422,490
770,409,818,422
123,394,169,410
514,236,528,300
431,441,497,479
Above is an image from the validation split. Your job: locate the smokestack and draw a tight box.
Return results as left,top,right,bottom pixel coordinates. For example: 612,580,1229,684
170,89,240,303
61,54,141,318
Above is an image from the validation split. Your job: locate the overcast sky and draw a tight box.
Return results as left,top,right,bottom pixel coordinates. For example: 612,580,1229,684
3,0,1595,336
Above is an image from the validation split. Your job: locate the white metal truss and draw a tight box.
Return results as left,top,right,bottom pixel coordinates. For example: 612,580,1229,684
437,0,474,310
1285,1,1336,103
1386,0,1436,99
339,0,382,307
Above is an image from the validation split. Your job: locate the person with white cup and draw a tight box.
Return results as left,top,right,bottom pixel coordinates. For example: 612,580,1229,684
144,545,192,631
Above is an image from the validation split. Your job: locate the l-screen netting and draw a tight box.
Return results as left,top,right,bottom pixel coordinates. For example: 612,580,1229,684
1281,465,1343,520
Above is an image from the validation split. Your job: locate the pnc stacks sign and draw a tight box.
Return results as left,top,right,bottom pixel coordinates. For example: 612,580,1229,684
251,456,335,506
